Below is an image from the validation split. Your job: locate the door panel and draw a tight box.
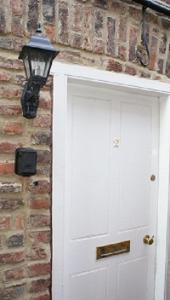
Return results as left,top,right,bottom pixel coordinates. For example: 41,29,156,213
70,98,111,239
119,102,151,230
63,86,158,300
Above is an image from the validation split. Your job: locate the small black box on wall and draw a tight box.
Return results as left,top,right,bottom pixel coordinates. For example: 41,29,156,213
15,148,37,176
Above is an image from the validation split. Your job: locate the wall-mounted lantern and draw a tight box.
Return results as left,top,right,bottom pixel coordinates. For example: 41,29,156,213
19,24,59,119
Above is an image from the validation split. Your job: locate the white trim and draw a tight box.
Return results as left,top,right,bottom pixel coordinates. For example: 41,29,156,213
52,62,170,300
51,62,170,95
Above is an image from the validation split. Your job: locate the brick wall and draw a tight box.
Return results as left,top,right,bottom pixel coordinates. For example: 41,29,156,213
0,0,170,299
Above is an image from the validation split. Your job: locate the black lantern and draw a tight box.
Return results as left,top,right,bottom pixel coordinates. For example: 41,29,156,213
19,24,59,118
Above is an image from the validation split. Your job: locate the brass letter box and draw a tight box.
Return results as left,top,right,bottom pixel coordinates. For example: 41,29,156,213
96,240,130,260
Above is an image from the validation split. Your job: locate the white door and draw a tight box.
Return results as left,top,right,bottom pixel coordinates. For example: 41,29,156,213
62,84,159,300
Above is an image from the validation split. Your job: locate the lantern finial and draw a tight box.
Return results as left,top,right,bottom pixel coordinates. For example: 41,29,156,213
36,23,42,34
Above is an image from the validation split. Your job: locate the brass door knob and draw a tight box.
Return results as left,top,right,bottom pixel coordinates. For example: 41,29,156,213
143,235,154,245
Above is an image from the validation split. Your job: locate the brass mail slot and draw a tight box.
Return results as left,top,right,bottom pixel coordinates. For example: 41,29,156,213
96,240,130,260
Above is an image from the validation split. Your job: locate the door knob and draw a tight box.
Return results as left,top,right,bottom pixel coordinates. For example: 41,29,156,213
143,235,154,245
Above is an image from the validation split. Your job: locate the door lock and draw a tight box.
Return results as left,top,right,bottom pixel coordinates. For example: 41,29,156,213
143,235,154,245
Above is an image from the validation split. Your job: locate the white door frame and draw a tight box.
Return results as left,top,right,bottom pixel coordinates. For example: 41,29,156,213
51,62,170,300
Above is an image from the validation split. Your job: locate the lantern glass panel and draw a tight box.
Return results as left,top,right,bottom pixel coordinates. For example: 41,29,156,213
23,55,31,79
30,49,52,78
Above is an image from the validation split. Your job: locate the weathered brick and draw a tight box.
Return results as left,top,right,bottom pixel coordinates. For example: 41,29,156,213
125,66,137,76
37,150,51,164
107,17,116,56
27,0,38,32
3,122,24,135
0,86,21,99
30,278,50,293
15,215,26,230
149,36,158,70
0,162,14,175
0,251,25,264
71,3,83,32
0,182,22,193
93,0,108,9
0,142,21,153
5,267,26,281
0,56,23,70
44,24,56,42
30,215,50,228
29,231,51,244
7,234,24,248
129,26,138,62
82,6,93,51
0,284,25,300
27,247,48,261
0,216,10,230
11,0,24,16
33,115,51,128
30,294,50,300
30,198,50,209
159,33,167,54
28,262,51,277
70,33,82,49
11,16,24,37
0,105,21,116
32,132,51,146
0,198,23,211
43,0,55,23
28,180,51,194
58,1,69,45
0,71,11,81
119,17,128,42
94,10,104,39
158,59,164,74
166,51,170,78
104,58,123,72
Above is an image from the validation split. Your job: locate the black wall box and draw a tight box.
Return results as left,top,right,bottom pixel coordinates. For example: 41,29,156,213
15,148,37,176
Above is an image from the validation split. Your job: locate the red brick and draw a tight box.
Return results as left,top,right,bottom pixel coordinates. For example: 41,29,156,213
28,263,51,277
15,215,26,230
5,267,26,281
44,24,56,43
105,59,123,72
27,247,48,261
33,115,51,128
30,215,50,228
0,216,10,230
0,56,23,70
30,294,50,300
3,122,24,135
0,105,21,116
0,198,24,211
0,251,25,264
0,183,22,193
29,231,51,244
0,72,11,81
37,150,51,164
0,284,25,299
0,86,21,99
28,180,51,194
30,278,50,293
30,199,50,209
58,1,69,45
0,162,14,175
129,26,138,62
0,142,21,153
11,0,24,16
125,66,137,76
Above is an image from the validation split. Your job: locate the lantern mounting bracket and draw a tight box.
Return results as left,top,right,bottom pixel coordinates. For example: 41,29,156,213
21,76,46,119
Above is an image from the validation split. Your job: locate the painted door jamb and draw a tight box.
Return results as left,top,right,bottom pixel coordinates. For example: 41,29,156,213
51,62,170,300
